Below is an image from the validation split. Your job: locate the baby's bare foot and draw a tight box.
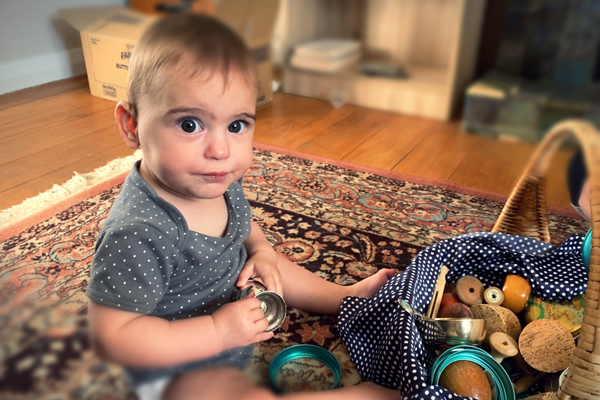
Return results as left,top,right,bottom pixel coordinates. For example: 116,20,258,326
353,382,400,400
282,381,399,400
351,268,397,299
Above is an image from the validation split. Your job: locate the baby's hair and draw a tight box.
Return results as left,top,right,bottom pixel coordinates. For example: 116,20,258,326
127,13,256,121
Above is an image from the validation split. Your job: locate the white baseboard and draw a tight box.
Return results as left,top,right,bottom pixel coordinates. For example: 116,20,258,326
0,48,87,95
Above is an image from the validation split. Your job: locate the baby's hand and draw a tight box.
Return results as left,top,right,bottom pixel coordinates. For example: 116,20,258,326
237,249,283,296
211,295,273,350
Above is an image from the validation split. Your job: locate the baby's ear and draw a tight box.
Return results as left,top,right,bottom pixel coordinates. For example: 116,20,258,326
115,101,140,149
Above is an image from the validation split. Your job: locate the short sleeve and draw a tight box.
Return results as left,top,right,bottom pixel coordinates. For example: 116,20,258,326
86,225,177,314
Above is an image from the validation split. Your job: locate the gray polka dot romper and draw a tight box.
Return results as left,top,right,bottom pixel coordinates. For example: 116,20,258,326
86,161,254,386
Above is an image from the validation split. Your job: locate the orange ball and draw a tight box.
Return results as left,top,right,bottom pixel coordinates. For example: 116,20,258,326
502,275,531,314
440,293,461,309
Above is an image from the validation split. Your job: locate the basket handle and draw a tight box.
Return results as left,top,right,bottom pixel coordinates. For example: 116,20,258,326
490,119,600,400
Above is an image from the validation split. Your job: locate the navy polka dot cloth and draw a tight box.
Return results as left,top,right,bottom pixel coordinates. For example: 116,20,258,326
338,231,588,399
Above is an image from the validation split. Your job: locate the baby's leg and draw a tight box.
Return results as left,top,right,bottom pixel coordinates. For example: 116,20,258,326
283,382,399,400
276,253,396,315
163,366,276,400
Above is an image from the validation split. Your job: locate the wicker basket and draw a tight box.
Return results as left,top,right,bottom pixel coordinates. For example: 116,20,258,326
491,120,600,400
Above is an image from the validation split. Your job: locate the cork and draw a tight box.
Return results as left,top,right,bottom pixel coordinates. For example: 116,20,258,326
519,319,575,373
471,304,521,342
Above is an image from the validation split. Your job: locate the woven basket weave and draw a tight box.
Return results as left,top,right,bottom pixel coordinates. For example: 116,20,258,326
491,120,600,400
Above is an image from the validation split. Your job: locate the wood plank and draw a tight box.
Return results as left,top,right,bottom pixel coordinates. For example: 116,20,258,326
0,79,576,211
392,122,487,180
0,125,124,193
0,75,89,111
343,115,441,170
448,137,536,196
295,107,393,159
0,145,135,210
0,110,115,166
256,100,361,149
0,88,114,142
256,93,329,130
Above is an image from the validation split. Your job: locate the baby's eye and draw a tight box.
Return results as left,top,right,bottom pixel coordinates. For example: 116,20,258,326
228,120,247,134
178,119,202,134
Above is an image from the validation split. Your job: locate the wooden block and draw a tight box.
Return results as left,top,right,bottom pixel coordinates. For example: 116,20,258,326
514,372,547,395
427,266,448,318
519,320,575,373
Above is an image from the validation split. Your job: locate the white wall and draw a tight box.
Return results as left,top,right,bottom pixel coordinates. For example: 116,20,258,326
0,0,126,95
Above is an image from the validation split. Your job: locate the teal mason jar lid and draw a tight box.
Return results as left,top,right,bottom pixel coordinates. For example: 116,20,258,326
269,344,341,391
583,228,592,272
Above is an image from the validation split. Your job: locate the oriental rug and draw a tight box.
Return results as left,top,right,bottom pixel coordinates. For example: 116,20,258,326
0,145,586,399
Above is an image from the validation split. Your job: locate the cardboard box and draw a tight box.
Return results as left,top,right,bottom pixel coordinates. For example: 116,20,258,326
59,0,278,106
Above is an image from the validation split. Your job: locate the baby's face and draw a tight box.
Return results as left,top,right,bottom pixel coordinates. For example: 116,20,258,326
135,65,256,202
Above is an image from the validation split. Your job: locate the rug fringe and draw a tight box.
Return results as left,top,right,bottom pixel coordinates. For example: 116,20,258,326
0,150,143,230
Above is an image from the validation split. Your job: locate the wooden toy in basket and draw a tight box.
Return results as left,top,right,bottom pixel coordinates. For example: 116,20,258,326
491,120,600,400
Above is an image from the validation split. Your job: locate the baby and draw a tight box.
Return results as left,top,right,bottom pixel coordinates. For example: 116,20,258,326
86,13,398,400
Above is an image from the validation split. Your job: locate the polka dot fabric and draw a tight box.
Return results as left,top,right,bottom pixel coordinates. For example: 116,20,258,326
338,231,587,399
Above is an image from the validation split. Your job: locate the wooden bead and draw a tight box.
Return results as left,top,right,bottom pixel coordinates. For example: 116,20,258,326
438,360,492,400
502,275,531,314
456,275,484,306
440,292,461,309
444,283,457,294
484,287,504,306
518,319,575,373
438,302,474,319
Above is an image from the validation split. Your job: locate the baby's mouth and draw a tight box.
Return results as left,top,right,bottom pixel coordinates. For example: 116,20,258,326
203,172,228,181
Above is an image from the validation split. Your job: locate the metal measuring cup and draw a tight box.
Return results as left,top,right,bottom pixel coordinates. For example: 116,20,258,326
231,279,286,332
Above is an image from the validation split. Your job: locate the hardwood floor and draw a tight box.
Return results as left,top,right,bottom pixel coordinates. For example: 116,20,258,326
0,75,574,212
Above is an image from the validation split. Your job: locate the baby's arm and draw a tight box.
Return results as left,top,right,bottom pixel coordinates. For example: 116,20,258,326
87,224,271,368
88,294,271,368
238,221,283,295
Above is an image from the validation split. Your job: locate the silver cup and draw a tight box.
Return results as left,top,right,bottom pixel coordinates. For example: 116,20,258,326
231,279,286,332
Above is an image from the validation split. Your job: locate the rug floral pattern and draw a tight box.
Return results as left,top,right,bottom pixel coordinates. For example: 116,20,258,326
0,149,587,399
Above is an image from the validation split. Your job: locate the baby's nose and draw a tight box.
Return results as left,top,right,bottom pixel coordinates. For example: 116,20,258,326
204,132,230,160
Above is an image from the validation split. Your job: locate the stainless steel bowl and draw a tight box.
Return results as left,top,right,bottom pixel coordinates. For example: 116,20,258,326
398,299,486,347
417,317,486,346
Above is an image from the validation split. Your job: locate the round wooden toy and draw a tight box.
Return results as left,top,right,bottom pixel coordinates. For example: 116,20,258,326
438,302,473,319
440,292,461,309
484,287,504,306
456,275,484,306
438,360,492,400
518,319,575,373
502,275,531,314
489,332,518,364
